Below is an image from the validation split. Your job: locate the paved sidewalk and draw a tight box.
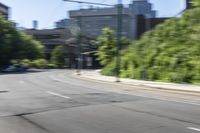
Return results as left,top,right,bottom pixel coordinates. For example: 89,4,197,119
79,70,200,93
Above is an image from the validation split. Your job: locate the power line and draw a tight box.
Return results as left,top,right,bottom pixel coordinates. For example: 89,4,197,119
63,0,113,6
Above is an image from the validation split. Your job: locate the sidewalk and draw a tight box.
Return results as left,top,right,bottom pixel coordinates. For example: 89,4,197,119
79,70,200,93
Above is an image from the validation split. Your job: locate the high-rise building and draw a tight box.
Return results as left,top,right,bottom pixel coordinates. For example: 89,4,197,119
32,20,39,29
68,0,156,40
0,2,9,19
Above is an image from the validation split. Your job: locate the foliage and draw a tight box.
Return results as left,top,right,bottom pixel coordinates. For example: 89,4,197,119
102,8,200,84
19,59,31,67
46,63,57,69
96,28,116,66
50,45,66,68
0,17,44,67
192,0,200,7
29,59,48,69
96,28,131,67
10,59,57,69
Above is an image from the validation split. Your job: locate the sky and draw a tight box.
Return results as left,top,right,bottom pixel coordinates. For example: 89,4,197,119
0,0,186,29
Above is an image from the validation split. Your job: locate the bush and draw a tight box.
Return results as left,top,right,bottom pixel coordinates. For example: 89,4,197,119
19,59,31,67
46,64,57,69
30,59,48,69
50,45,66,68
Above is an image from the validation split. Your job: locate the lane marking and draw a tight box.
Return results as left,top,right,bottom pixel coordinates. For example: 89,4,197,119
187,127,200,132
47,91,71,99
19,81,25,84
49,75,60,82
49,74,71,84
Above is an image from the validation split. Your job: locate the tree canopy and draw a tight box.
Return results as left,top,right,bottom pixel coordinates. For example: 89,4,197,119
96,28,116,66
0,18,44,67
50,45,66,67
192,0,200,7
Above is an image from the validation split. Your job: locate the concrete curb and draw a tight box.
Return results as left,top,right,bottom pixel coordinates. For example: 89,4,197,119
77,71,200,94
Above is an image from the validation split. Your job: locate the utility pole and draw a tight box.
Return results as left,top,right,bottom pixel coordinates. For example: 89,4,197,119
142,14,151,81
76,3,82,75
116,0,123,82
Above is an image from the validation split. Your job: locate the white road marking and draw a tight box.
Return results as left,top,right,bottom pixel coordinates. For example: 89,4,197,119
19,81,25,84
49,75,60,82
49,74,68,83
47,91,71,99
187,127,200,132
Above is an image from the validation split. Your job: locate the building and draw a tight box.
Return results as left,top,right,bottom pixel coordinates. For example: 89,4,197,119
55,19,68,29
136,15,169,39
70,6,131,38
69,0,156,40
0,2,9,19
135,0,192,39
25,29,72,59
186,0,193,9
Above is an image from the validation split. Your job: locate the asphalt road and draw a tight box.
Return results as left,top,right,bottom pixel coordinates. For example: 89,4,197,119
0,70,200,133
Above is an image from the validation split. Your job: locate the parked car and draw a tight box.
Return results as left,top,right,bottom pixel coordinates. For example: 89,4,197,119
1,65,28,73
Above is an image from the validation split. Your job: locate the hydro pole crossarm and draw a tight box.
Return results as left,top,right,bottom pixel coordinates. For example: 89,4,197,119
63,0,113,6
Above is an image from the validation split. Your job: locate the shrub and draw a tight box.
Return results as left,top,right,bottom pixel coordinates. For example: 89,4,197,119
46,64,57,69
20,59,31,67
30,59,48,69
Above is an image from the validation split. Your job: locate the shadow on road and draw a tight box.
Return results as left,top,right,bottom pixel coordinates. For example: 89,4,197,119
0,69,46,75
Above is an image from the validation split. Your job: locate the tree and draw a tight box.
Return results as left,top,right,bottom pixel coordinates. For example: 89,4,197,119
96,28,116,66
0,17,44,68
192,0,200,7
51,45,66,67
102,8,200,84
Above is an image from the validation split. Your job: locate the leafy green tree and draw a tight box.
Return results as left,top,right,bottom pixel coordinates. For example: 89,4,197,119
192,0,200,7
0,17,44,68
102,8,200,84
96,28,116,66
51,45,66,67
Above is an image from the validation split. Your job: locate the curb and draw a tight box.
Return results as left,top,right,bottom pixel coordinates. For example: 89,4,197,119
75,73,200,94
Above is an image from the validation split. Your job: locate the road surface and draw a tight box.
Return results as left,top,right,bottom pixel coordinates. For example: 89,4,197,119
0,70,200,133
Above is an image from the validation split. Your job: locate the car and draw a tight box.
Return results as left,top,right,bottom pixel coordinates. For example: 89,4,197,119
1,65,28,73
